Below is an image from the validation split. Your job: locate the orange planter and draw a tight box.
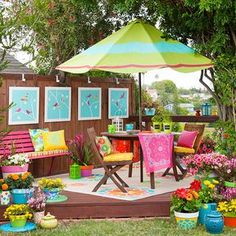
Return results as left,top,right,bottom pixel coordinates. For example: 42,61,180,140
224,216,236,227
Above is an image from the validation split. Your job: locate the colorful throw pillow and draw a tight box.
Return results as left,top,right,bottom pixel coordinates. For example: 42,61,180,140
42,130,68,151
29,128,49,152
95,136,112,157
177,130,199,148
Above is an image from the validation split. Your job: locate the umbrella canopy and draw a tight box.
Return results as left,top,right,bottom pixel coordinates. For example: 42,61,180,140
56,19,213,130
56,19,213,74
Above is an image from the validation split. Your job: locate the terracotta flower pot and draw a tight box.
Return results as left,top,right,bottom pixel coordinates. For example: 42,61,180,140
80,165,93,177
224,216,236,227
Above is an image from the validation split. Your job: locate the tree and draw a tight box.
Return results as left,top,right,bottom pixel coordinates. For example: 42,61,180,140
112,1,236,123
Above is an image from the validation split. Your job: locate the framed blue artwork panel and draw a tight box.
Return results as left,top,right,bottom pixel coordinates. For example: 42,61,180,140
78,87,101,120
108,88,129,119
45,87,71,122
8,87,39,125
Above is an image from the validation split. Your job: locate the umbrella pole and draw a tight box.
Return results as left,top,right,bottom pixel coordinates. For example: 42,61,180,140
138,72,142,131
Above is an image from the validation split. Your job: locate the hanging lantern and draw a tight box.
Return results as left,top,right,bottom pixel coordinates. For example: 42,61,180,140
112,117,123,132
201,103,212,116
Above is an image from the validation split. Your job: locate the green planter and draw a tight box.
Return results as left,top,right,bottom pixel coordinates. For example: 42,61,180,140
70,163,81,179
224,181,236,188
152,122,162,132
9,215,27,228
163,122,172,134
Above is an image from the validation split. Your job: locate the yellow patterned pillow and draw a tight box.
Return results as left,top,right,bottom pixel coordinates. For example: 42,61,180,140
42,130,68,151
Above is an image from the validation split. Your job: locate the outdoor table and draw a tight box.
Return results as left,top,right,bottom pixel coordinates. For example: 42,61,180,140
101,131,176,189
100,131,144,183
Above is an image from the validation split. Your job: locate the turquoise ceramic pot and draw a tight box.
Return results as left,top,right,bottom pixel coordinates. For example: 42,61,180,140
11,188,33,204
205,210,224,234
199,203,217,225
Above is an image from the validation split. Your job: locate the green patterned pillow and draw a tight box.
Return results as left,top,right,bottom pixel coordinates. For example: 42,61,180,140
95,136,112,157
29,128,49,152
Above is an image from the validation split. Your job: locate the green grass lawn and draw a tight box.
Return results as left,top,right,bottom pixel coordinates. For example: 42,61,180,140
1,218,235,236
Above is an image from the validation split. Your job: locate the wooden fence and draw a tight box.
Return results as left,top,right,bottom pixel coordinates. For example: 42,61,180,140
0,74,135,176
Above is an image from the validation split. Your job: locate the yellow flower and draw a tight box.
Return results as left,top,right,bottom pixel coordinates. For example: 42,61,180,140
208,184,215,189
212,179,219,184
203,180,211,186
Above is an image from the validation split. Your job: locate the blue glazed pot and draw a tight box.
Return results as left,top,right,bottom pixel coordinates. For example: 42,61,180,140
44,188,60,200
144,108,155,116
205,210,224,234
199,203,217,225
11,188,33,204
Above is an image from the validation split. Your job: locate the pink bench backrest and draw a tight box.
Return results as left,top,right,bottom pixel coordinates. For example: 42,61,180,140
0,131,34,157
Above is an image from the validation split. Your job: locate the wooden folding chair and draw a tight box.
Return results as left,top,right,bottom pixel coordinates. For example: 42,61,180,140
163,123,205,181
87,127,133,193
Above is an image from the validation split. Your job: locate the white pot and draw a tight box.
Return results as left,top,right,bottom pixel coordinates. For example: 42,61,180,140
174,211,199,230
33,211,45,224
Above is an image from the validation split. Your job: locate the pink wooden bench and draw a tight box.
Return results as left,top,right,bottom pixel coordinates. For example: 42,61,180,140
0,130,70,176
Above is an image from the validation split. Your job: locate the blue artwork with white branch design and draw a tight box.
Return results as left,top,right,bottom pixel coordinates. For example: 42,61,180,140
45,87,71,122
108,88,129,119
8,87,39,125
78,87,101,120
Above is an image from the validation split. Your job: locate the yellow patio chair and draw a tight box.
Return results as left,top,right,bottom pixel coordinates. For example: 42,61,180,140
87,127,133,193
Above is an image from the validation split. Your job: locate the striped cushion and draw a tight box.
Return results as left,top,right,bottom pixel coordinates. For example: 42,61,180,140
174,146,195,154
103,152,133,162
25,150,70,158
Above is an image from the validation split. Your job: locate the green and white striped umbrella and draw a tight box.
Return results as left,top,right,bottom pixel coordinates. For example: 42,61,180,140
56,19,213,74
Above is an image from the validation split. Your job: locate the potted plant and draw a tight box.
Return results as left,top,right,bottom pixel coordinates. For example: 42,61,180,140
5,172,34,204
38,178,65,200
162,110,173,134
151,114,163,132
0,178,10,205
27,187,46,224
4,204,32,228
214,158,236,200
143,101,156,116
69,134,94,177
0,153,30,178
197,178,220,225
217,199,236,227
171,179,202,230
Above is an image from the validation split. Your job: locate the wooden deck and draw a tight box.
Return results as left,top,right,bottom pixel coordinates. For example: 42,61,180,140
0,190,171,220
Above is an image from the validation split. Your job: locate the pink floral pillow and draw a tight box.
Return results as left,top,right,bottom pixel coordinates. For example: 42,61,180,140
177,130,199,148
95,136,112,157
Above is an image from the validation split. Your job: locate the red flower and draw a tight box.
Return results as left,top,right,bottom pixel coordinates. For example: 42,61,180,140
190,179,202,192
174,188,187,199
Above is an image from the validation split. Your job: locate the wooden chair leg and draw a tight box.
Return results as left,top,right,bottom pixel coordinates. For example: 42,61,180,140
108,174,127,193
172,153,179,181
162,167,171,177
92,175,109,192
114,172,129,187
128,163,133,177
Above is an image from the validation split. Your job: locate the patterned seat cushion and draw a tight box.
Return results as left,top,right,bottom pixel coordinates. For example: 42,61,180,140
103,152,133,162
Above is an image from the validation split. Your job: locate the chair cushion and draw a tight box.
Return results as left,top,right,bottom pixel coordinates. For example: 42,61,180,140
177,130,198,148
174,146,195,154
103,152,133,162
29,128,49,151
42,130,68,151
95,136,112,157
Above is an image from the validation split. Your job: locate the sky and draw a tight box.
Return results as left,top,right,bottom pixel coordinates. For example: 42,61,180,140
135,68,205,89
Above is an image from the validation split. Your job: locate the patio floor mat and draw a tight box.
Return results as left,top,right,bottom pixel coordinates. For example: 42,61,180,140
45,164,194,201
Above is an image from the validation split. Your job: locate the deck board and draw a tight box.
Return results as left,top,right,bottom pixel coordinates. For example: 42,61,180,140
0,190,171,220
